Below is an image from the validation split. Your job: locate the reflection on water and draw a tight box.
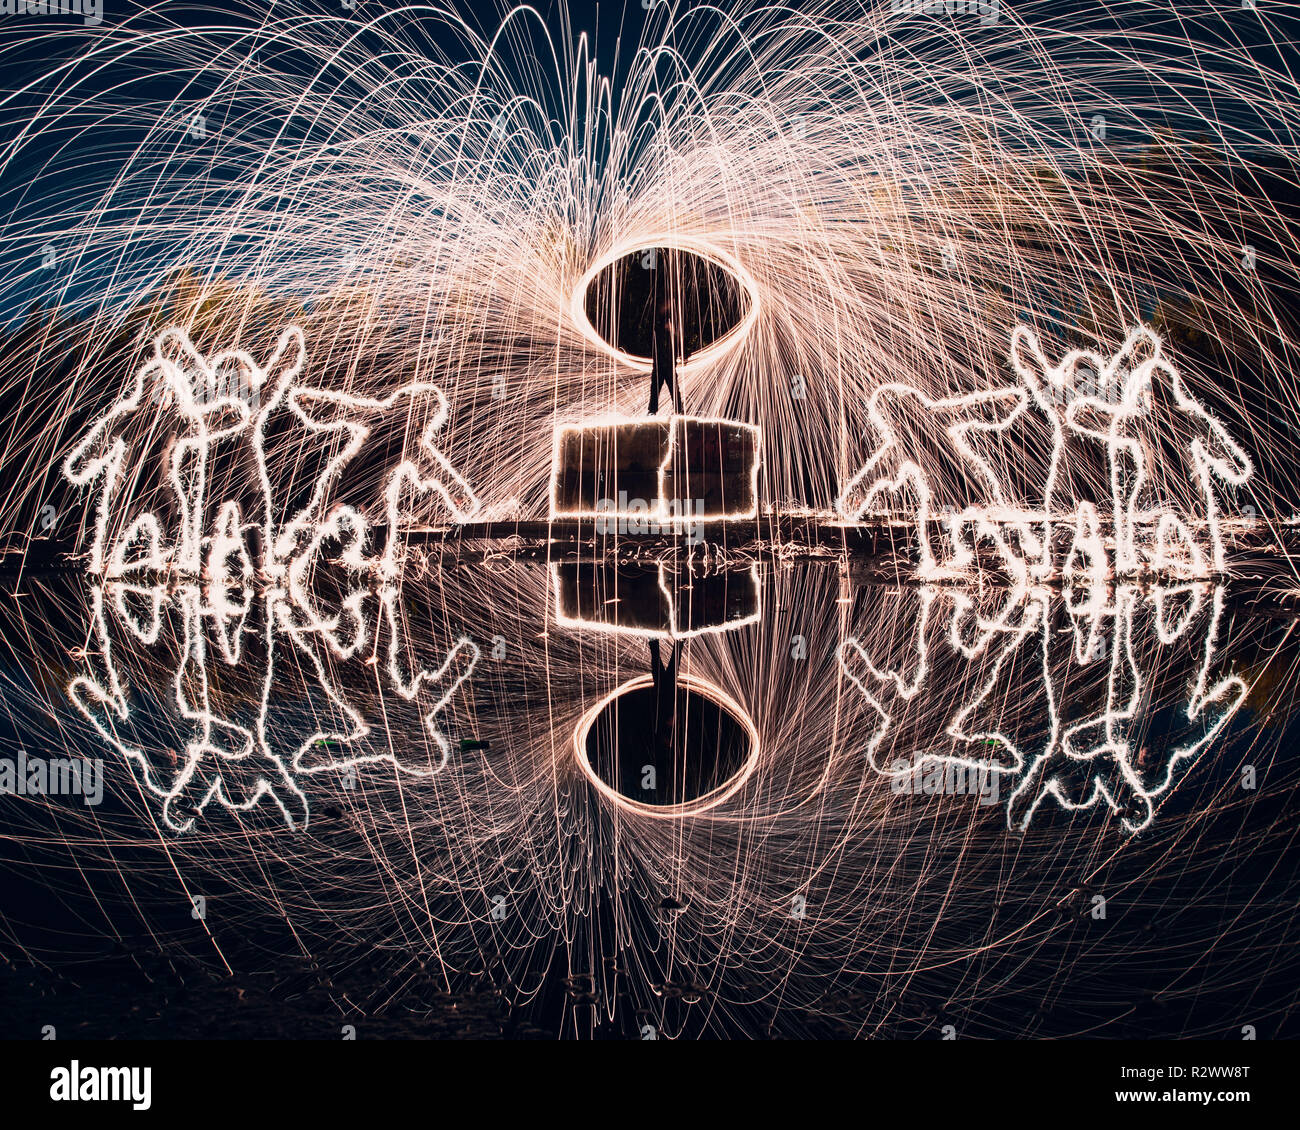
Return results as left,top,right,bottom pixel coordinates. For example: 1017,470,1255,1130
577,662,759,816
69,569,480,831
840,581,1244,833
56,555,1246,836
0,552,1295,1038
552,560,761,639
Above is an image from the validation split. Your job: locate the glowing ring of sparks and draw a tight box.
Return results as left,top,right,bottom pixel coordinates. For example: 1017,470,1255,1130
572,672,761,818
569,238,761,374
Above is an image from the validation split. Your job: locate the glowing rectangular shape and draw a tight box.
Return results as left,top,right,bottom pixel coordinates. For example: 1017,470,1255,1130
549,414,760,520
551,561,762,639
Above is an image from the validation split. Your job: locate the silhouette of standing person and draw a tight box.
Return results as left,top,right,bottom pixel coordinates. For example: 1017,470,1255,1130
649,249,684,416
648,637,679,771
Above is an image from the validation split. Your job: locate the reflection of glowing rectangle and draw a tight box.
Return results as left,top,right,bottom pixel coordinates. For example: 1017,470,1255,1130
549,414,760,521
551,561,762,640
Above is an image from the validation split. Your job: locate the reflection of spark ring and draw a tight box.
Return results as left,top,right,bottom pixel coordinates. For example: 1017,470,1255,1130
572,673,760,818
